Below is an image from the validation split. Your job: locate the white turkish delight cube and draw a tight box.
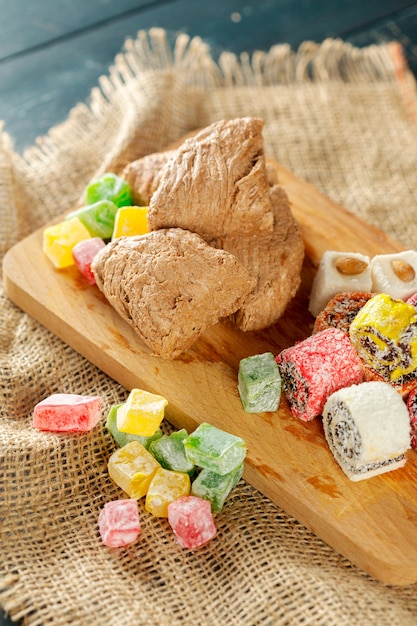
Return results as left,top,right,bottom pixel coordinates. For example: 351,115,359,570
309,251,372,317
371,250,417,300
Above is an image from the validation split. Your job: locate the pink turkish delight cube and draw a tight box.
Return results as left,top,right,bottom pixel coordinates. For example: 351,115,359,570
98,499,140,548
72,237,106,285
167,495,217,549
33,393,102,432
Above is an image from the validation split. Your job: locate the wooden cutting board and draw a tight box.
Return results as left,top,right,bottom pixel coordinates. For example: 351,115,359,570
4,158,417,586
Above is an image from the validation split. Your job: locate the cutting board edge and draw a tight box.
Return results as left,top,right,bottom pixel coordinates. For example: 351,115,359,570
3,156,417,587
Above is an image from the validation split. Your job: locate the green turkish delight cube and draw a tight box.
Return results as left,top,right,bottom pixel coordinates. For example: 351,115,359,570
85,172,132,208
183,422,246,475
191,463,244,513
66,200,119,240
148,429,195,477
238,352,281,412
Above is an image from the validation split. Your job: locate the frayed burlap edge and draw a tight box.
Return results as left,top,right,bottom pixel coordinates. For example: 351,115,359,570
2,28,417,251
3,29,417,626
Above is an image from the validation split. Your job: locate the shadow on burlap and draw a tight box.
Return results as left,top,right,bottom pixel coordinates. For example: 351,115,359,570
1,28,417,626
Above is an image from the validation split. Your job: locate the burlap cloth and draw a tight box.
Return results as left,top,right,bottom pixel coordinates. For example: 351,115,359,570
2,28,417,626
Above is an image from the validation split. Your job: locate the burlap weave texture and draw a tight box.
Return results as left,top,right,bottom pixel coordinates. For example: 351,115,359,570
2,28,417,625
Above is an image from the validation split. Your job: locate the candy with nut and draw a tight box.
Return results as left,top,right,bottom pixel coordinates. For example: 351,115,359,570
309,251,372,317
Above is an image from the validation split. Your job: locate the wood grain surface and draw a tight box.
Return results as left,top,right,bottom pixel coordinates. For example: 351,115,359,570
4,158,417,586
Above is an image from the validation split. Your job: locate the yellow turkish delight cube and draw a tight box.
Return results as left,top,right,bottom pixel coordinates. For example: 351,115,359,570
43,217,91,268
107,440,160,499
145,467,191,517
116,388,168,436
112,206,149,239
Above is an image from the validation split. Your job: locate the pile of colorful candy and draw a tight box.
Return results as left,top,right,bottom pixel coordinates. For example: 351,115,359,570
32,389,246,549
41,168,417,486
238,249,417,483
42,172,148,278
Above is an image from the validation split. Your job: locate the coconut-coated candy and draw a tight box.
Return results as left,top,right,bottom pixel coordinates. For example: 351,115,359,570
33,393,102,432
312,291,374,336
349,293,417,383
323,381,411,481
276,327,363,422
238,351,281,412
167,495,217,549
183,422,246,475
98,499,140,548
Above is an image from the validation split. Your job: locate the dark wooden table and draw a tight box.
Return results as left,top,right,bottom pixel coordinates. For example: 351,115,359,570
1,0,417,624
1,0,417,154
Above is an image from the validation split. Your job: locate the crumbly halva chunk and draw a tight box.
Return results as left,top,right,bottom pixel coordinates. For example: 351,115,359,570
218,184,305,331
122,150,176,206
123,147,280,209
91,228,256,359
147,117,274,240
265,162,280,187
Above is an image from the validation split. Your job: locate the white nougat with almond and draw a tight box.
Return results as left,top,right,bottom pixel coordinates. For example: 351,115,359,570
371,250,417,300
309,251,372,317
